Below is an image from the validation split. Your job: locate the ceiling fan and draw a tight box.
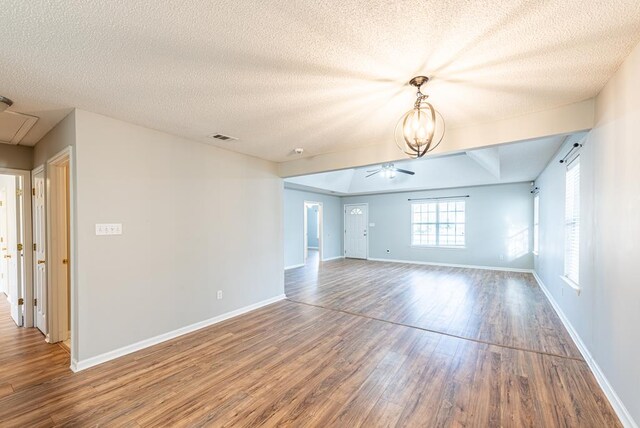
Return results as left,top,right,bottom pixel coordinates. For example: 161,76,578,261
366,163,415,179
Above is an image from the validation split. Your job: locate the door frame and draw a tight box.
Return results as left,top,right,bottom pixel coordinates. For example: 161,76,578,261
0,167,33,327
303,201,323,263
46,147,76,365
343,203,369,260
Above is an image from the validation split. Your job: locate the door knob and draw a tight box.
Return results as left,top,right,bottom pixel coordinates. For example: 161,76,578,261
37,260,46,264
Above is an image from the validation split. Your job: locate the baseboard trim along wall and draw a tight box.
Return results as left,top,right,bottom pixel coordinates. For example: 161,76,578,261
321,255,344,262
284,256,344,270
367,257,533,273
532,272,637,428
71,294,287,372
285,263,305,270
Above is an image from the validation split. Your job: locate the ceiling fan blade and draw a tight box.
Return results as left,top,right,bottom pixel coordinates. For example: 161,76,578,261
395,168,415,175
366,171,380,178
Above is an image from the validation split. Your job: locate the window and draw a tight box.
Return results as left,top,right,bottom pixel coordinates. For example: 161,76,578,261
350,208,363,215
564,157,580,285
411,201,465,247
533,194,540,254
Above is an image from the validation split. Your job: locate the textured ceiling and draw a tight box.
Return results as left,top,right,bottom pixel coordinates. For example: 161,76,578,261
1,1,639,161
285,135,567,195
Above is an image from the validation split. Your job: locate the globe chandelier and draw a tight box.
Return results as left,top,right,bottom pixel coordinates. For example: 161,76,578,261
395,76,445,159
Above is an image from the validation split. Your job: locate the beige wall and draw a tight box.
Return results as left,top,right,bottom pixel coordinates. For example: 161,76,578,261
0,144,33,170
33,110,76,168
73,110,284,362
535,40,640,426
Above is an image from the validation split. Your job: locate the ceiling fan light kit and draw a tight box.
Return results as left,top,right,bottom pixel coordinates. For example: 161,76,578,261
366,163,416,179
395,76,445,159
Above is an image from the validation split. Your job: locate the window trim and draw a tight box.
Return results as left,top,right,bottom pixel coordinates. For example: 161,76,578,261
410,200,466,249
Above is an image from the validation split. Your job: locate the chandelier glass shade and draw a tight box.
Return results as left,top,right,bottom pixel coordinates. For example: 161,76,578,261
395,76,445,159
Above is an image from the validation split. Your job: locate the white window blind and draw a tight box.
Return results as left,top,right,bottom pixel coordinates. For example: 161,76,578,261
533,194,540,254
564,157,580,284
411,201,465,247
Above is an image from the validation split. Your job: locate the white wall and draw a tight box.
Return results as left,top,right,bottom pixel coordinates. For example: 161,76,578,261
284,188,343,268
342,182,534,270
535,40,640,426
36,109,285,363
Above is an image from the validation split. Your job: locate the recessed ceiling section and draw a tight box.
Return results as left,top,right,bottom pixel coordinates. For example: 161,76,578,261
285,135,571,195
1,2,639,158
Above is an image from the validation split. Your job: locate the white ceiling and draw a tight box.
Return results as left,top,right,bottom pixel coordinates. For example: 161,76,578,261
1,1,639,160
285,135,568,195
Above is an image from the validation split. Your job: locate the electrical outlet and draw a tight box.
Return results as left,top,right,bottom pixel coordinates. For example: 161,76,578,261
499,254,504,261
217,290,223,300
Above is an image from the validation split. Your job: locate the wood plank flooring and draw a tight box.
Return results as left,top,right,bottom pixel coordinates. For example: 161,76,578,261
0,258,621,427
286,256,582,360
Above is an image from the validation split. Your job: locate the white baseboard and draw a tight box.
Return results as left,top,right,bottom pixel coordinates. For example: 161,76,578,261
367,257,533,273
322,255,344,262
71,294,286,373
285,263,305,270
532,271,637,428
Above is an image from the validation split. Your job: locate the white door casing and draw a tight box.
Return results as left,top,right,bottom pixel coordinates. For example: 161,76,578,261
344,204,368,259
33,168,47,334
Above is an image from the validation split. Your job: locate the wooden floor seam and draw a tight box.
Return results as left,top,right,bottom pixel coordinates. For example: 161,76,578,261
285,297,586,362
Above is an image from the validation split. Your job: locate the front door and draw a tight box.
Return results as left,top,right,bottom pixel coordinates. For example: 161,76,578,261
344,204,368,259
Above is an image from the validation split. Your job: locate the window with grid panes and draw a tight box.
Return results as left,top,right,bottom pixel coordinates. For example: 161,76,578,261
411,201,465,247
564,157,580,285
533,194,540,254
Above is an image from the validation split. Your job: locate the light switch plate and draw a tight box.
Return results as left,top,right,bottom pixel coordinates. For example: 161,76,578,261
369,222,375,227
96,223,122,235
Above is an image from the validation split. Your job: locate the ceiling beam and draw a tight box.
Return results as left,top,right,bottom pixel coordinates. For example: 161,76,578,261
277,98,595,178
466,147,501,179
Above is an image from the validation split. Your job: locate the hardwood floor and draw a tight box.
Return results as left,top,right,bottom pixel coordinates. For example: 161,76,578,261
0,259,621,427
286,258,582,360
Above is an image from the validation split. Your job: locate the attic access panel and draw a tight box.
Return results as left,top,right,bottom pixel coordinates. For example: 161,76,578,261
0,111,38,144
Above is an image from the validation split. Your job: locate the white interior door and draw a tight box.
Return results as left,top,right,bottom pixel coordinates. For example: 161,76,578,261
4,176,23,326
33,169,47,334
344,204,368,259
0,188,8,295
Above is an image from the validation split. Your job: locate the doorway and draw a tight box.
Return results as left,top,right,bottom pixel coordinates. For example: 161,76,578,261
344,203,368,259
46,149,72,350
0,169,33,328
303,201,322,265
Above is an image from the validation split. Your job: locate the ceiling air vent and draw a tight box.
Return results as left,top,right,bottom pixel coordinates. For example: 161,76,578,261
209,133,238,141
